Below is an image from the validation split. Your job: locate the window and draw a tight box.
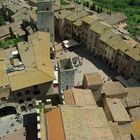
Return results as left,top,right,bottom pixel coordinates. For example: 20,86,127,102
133,66,136,69
19,99,24,104
25,90,30,95
118,53,121,56
46,7,49,11
125,55,129,60
20,106,26,111
34,85,38,89
17,92,22,97
33,90,40,95
131,73,134,76
66,85,68,90
27,97,32,101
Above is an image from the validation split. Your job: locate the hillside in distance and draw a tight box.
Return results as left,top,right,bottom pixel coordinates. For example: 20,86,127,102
90,0,140,37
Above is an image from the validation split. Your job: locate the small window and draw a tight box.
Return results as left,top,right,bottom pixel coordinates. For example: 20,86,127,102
34,85,38,89
17,92,22,97
33,90,40,95
19,99,24,104
131,73,134,76
27,97,32,101
125,55,129,60
25,90,30,95
21,106,26,111
66,85,68,90
133,66,136,69
46,7,49,11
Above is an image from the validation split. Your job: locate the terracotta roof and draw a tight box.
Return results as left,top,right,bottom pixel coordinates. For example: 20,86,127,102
0,22,21,38
101,81,126,96
46,106,115,140
99,30,125,51
90,22,111,35
125,87,140,107
0,57,9,87
100,30,140,61
46,108,65,140
98,12,127,25
109,122,131,140
105,13,127,25
105,98,131,122
55,10,73,19
133,120,140,136
64,88,97,107
129,107,140,121
64,89,75,105
84,72,103,87
82,15,98,25
73,19,82,26
119,122,140,139
2,31,55,91
66,11,88,22
9,70,54,91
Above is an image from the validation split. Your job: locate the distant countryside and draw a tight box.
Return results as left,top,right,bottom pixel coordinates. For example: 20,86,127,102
74,0,140,37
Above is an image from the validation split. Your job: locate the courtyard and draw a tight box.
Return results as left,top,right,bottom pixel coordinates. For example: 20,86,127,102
54,43,119,86
0,108,37,139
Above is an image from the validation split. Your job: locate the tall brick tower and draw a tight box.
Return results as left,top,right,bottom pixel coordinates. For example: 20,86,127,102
37,0,55,42
58,58,75,94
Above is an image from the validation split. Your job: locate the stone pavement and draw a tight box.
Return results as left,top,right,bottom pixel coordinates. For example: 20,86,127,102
55,43,118,86
0,108,37,138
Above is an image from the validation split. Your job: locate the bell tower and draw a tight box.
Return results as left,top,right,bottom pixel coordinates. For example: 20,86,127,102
37,0,55,42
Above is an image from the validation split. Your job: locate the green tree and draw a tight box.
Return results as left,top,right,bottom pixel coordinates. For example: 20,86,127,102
96,7,100,13
129,0,136,6
100,5,103,12
83,1,86,6
0,16,4,26
90,3,96,11
85,1,89,7
77,0,81,4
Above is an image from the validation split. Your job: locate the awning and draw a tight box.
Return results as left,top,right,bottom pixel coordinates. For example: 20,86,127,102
115,75,132,87
62,39,80,48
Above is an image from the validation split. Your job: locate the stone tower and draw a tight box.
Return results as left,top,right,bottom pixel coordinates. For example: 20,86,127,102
37,0,55,42
58,58,75,94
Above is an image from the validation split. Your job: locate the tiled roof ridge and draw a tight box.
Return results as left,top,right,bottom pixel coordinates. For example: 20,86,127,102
71,88,76,104
60,107,66,140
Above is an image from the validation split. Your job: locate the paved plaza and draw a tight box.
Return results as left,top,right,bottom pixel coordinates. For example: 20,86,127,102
0,109,37,138
54,43,118,86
